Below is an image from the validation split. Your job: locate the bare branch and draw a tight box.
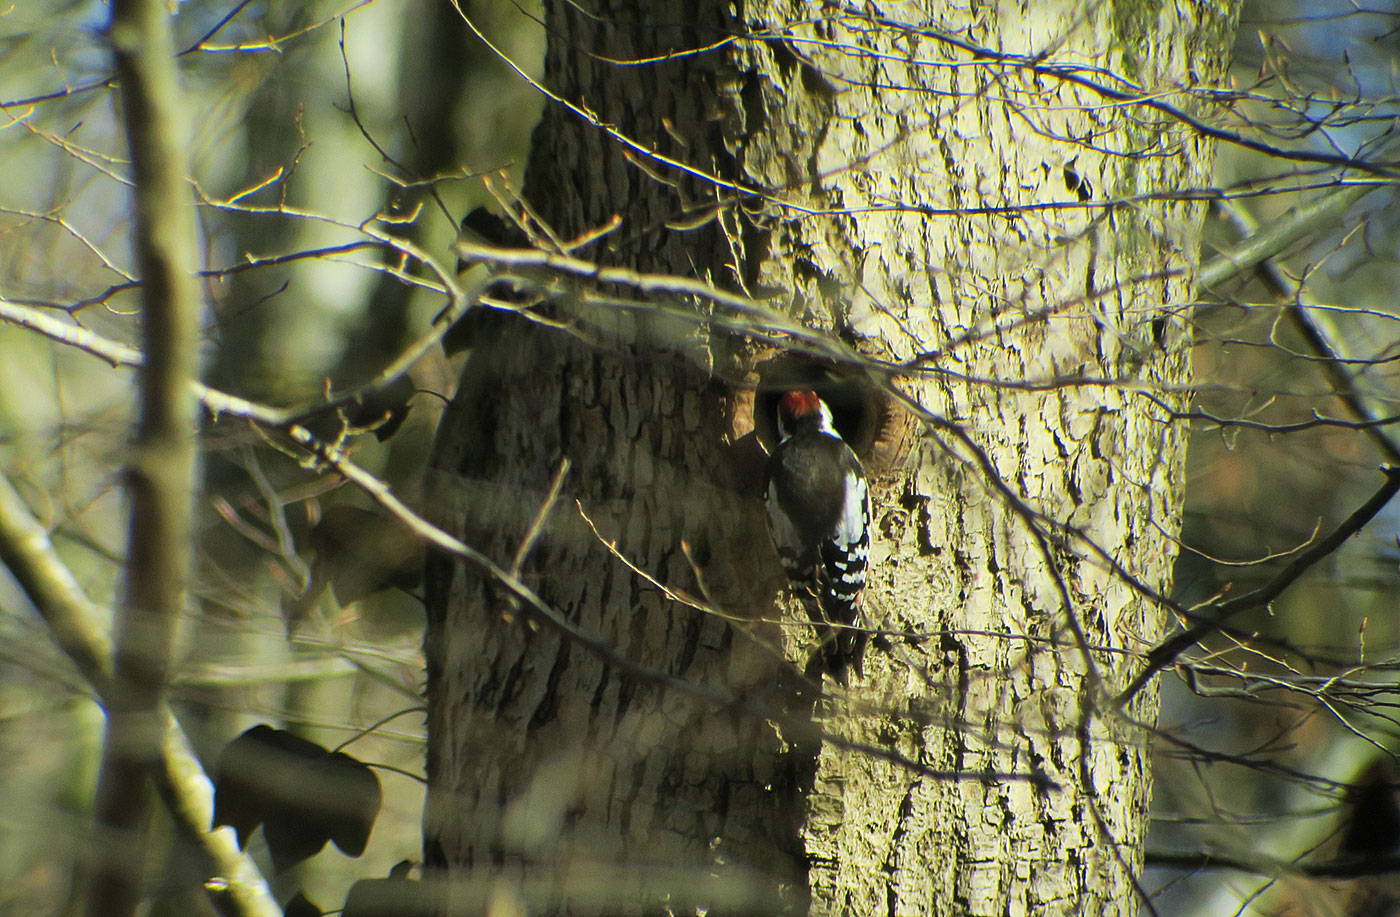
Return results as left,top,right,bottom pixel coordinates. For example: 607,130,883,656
1198,184,1382,290
1146,849,1400,880
1117,464,1400,706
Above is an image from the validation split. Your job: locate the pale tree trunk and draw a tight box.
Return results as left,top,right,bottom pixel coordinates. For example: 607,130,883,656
425,1,1238,914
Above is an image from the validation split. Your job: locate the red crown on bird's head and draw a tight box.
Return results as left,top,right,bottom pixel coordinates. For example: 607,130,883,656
778,389,822,419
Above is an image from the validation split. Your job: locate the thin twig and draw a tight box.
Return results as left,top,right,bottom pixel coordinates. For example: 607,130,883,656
509,458,571,577
292,427,1054,791
1207,192,1400,464
1116,464,1400,707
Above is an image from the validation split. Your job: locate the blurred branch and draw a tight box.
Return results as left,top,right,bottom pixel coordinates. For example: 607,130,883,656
0,474,280,917
2,222,844,430
1207,189,1400,464
0,297,290,425
0,0,369,109
1146,849,1400,880
1117,464,1400,706
0,478,114,692
89,1,204,914
455,239,856,360
1198,184,1379,291
1142,396,1400,436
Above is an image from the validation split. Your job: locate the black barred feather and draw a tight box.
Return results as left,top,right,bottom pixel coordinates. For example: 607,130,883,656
764,391,871,681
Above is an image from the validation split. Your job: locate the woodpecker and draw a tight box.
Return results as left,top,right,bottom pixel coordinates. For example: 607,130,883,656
765,389,871,681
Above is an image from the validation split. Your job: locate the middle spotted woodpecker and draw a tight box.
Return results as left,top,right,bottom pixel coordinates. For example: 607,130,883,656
765,389,871,680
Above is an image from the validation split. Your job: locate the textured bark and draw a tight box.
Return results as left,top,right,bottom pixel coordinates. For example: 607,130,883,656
423,9,806,913
425,1,1239,914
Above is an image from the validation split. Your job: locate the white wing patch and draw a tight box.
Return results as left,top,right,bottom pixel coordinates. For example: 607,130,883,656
823,466,869,603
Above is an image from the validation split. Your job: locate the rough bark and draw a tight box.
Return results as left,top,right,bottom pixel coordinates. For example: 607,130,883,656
425,1,1239,914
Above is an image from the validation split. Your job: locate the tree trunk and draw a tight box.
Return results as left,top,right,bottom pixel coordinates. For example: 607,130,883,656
424,2,1239,914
